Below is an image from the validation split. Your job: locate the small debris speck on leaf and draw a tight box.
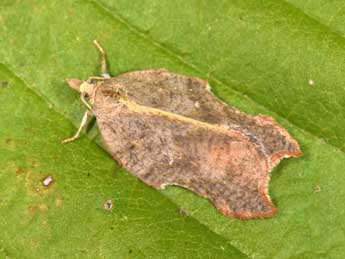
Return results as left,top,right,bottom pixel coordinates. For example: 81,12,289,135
103,199,113,211
179,208,188,217
314,185,321,193
42,176,53,186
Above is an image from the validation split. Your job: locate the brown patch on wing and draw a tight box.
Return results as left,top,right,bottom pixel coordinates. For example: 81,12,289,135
93,95,281,218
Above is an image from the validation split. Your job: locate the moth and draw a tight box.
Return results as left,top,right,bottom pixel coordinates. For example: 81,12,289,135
63,41,302,219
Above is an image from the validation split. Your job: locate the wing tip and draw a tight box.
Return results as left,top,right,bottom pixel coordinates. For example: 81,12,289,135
216,185,278,219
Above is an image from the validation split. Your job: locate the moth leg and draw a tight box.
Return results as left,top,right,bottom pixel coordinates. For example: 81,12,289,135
93,40,111,79
61,111,91,144
81,93,92,110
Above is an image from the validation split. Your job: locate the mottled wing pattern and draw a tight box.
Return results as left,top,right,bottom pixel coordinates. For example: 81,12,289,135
93,93,276,218
102,69,301,167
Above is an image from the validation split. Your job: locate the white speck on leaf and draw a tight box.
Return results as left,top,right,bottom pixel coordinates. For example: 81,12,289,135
42,176,53,186
308,79,315,86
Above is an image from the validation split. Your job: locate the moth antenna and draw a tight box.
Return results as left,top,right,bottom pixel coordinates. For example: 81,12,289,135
93,40,111,79
61,111,90,144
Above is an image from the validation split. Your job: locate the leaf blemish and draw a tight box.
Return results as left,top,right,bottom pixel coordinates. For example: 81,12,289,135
314,185,321,193
27,205,37,216
30,160,38,168
103,199,113,211
179,208,188,217
16,167,24,176
55,197,64,208
1,80,8,88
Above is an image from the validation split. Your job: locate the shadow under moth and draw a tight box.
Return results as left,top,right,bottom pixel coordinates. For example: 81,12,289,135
63,41,302,219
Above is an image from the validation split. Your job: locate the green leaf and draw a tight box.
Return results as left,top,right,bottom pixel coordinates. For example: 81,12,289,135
0,0,344,258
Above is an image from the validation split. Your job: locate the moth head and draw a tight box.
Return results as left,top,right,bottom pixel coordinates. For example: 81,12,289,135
66,78,95,94
66,78,100,105
66,78,127,106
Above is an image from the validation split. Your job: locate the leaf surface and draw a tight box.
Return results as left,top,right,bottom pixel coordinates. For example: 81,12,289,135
0,0,344,258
